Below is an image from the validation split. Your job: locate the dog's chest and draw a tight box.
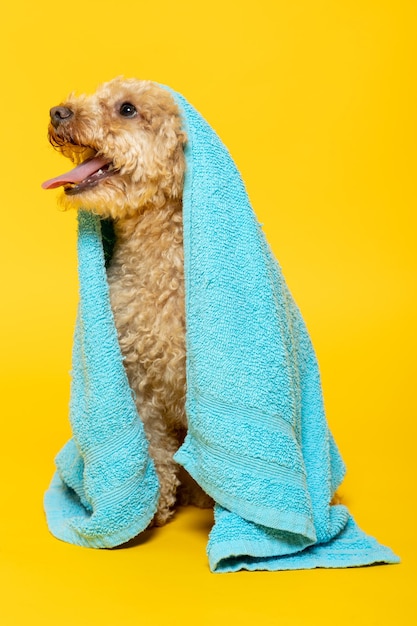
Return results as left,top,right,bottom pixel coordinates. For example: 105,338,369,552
106,205,186,372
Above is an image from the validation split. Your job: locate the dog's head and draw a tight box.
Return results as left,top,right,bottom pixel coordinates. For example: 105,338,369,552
43,77,186,218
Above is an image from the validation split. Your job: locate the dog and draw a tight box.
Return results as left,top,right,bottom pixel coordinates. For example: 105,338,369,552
43,77,214,526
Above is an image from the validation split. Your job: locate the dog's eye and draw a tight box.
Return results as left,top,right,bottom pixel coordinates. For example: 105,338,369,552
119,102,137,118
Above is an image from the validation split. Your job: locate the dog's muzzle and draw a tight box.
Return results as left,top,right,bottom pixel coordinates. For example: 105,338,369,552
43,104,117,194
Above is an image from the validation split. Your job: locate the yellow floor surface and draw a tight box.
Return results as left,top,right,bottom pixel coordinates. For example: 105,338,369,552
0,375,414,625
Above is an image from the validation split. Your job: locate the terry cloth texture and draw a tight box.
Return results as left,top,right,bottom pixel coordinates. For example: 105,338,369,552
44,87,399,572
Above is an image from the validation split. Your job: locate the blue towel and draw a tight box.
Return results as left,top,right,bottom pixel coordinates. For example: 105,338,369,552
44,87,399,572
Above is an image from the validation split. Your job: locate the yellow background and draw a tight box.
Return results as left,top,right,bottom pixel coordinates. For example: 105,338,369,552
1,1,416,624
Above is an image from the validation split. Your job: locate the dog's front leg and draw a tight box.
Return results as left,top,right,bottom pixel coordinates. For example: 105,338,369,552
137,399,182,527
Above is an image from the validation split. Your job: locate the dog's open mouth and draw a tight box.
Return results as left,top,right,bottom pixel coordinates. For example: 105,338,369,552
42,155,117,195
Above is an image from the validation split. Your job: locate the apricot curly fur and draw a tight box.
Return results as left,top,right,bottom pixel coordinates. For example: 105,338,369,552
48,77,213,525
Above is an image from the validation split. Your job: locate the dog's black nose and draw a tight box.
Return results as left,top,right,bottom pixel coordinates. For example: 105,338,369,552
50,106,73,128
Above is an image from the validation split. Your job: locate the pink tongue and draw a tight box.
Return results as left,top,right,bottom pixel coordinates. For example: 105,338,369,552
41,156,111,190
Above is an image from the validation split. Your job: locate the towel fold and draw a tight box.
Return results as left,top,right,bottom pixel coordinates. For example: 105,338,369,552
44,212,159,548
44,85,399,571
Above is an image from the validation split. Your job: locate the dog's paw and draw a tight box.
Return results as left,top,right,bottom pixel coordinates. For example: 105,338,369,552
149,506,176,528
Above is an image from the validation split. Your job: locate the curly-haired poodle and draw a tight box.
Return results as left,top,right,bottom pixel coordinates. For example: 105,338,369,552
43,77,213,526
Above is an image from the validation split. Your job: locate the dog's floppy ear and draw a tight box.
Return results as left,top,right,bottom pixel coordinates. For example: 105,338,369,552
154,117,187,199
